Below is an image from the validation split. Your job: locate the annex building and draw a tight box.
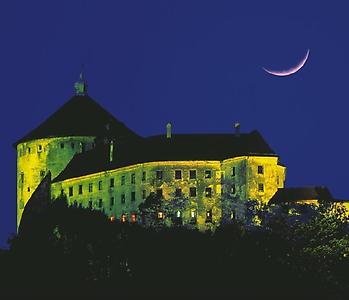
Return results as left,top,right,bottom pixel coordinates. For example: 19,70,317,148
15,77,286,231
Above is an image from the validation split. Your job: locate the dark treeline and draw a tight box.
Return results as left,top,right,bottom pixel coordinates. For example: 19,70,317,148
1,197,349,300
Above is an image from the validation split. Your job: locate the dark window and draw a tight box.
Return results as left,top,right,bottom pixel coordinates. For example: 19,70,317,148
131,173,136,184
40,170,45,177
189,170,196,179
205,170,212,179
60,143,64,149
98,181,102,191
131,191,136,202
78,185,83,195
232,167,236,177
156,189,163,198
110,197,114,206
121,175,125,185
232,184,236,194
71,142,75,149
20,173,24,184
121,194,125,204
258,165,264,174
28,147,31,154
276,176,280,185
88,183,93,192
142,190,146,199
38,145,42,152
258,183,264,192
69,187,73,197
73,200,78,207
27,187,30,192
206,209,213,223
156,170,163,180
98,199,103,208
88,200,93,209
175,170,182,179
142,171,146,181
205,187,212,198
175,188,182,197
189,187,197,197
110,178,115,188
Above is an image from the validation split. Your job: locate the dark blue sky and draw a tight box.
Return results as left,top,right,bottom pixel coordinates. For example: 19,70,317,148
1,0,348,246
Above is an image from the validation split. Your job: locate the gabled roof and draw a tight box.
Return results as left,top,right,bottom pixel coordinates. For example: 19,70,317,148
14,95,140,146
269,187,334,205
53,130,278,182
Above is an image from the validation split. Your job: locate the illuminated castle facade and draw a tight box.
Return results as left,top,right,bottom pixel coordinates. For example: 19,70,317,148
15,77,286,231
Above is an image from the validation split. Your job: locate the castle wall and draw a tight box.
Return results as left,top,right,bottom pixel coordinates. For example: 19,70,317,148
16,136,95,229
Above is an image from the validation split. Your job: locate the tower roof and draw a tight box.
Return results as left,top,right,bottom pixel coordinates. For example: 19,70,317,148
14,95,140,146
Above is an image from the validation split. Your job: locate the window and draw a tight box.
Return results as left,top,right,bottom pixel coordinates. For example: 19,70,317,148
37,145,42,152
176,211,181,218
175,170,182,180
131,213,137,223
88,200,93,209
78,185,83,195
206,209,213,223
28,147,31,154
189,170,196,179
69,187,73,197
98,181,102,191
73,200,78,207
205,170,212,179
276,175,280,185
98,199,103,208
156,189,163,198
157,211,164,219
205,187,212,198
27,187,30,192
110,178,115,188
258,165,264,174
131,173,136,184
142,171,146,182
110,197,114,207
121,194,125,204
121,175,125,185
110,216,115,222
232,167,236,177
142,190,146,199
121,214,127,223
191,209,196,219
88,183,93,193
189,187,197,197
258,183,264,192
40,170,45,177
20,173,24,184
131,191,136,202
175,188,182,197
60,142,64,149
221,171,225,180
232,184,236,194
156,170,163,180
71,142,75,149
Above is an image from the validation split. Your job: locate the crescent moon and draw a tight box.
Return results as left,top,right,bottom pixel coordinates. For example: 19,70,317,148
263,49,310,77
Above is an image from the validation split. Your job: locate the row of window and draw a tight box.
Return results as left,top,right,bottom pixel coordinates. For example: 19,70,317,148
18,141,91,156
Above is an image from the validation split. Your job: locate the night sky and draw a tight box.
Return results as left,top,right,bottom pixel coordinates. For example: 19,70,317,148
1,0,348,247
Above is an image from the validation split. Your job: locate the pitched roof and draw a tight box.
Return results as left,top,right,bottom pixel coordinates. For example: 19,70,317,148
53,130,278,182
14,95,140,146
269,187,334,205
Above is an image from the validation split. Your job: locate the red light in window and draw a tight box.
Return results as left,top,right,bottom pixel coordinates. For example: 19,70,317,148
131,213,137,223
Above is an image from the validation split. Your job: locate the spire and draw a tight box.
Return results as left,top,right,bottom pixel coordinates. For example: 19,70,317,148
74,64,88,95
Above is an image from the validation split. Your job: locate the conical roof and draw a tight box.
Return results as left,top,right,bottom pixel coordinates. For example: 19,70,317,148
14,95,140,146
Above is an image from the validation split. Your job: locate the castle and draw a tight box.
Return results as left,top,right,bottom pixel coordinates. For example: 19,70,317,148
15,76,286,231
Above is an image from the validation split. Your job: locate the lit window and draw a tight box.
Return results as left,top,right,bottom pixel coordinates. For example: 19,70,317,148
142,190,146,199
231,211,235,220
156,170,163,180
258,166,264,174
175,188,182,197
98,199,103,208
121,175,125,185
176,211,181,218
60,143,64,149
131,173,136,184
205,187,212,198
189,170,196,179
131,213,137,223
232,167,236,177
258,183,264,192
206,209,213,223
175,170,182,180
88,183,93,193
205,170,212,179
131,191,136,202
110,216,115,222
37,145,42,152
157,211,164,219
69,187,73,197
142,171,146,181
156,189,163,198
110,178,115,188
78,185,83,195
191,209,196,219
121,214,127,223
110,197,114,206
121,194,125,204
189,187,197,197
98,181,102,190
232,184,236,194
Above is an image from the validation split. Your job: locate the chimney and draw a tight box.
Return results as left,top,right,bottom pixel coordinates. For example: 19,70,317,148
166,123,172,139
234,122,240,137
109,140,114,163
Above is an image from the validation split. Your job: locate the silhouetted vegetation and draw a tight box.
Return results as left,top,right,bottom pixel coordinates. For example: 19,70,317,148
1,196,349,299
